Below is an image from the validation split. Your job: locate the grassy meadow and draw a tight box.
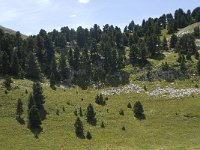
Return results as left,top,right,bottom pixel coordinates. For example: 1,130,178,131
0,78,200,150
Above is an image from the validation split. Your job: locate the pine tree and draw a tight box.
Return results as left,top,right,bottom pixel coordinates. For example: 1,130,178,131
79,107,83,117
50,56,59,81
11,51,21,77
180,55,187,74
50,72,56,89
59,52,69,80
2,52,10,75
119,109,124,116
95,94,106,106
26,52,42,80
133,101,145,120
197,59,200,75
194,26,200,37
170,34,178,49
3,76,13,90
16,98,23,119
86,103,96,125
129,44,138,65
33,82,45,107
73,46,80,71
127,102,132,108
195,51,200,60
162,36,168,50
68,48,74,68
28,93,35,111
74,117,84,138
28,105,42,129
86,131,92,140
101,121,105,128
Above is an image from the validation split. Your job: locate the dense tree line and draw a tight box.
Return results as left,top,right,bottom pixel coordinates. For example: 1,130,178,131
0,7,200,87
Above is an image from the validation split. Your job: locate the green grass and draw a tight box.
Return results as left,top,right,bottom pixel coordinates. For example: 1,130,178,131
177,22,200,37
0,79,200,150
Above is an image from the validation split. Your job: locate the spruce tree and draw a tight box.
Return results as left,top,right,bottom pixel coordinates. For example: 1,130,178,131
32,82,46,119
170,34,178,49
28,105,42,129
50,56,59,81
127,102,132,108
129,44,138,65
50,72,56,89
194,26,200,37
16,98,23,119
26,52,42,80
28,93,35,111
2,52,10,75
74,117,84,138
79,107,83,117
11,51,21,77
101,121,105,128
133,101,145,120
162,36,168,50
33,82,45,107
3,76,13,90
180,55,187,74
86,131,92,140
59,52,69,80
86,103,96,125
197,59,200,75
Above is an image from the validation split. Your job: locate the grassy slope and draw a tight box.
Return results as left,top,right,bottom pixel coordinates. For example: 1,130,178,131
0,79,200,150
176,22,200,37
0,25,27,39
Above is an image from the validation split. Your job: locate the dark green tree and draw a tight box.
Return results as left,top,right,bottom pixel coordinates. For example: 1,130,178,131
119,109,124,116
127,102,132,108
170,34,178,49
28,105,42,129
195,51,200,60
74,117,84,138
79,107,83,117
28,93,35,111
3,76,13,90
197,59,200,75
16,98,23,119
162,36,168,50
26,52,42,80
50,55,59,81
32,82,46,120
11,51,21,77
2,52,10,75
33,82,45,107
129,44,138,65
86,131,92,140
59,52,69,80
86,103,96,125
95,94,106,106
73,46,80,71
101,121,105,128
50,72,56,89
180,55,187,74
194,26,200,37
133,101,145,120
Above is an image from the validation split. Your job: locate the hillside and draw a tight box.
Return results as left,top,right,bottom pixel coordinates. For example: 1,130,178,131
0,25,27,39
1,6,200,150
0,78,200,150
